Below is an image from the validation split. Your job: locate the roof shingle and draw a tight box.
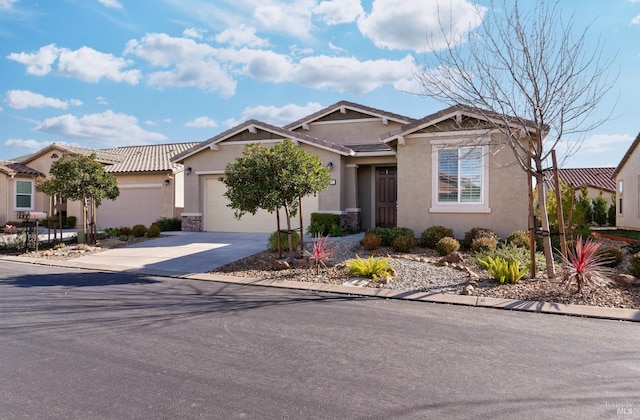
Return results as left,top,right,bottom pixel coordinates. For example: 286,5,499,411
544,167,616,193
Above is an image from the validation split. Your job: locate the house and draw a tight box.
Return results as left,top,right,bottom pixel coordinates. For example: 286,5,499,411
0,142,198,229
613,132,640,230
172,101,531,239
543,167,616,204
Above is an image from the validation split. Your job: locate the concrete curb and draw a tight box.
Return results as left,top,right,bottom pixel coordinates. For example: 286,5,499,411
2,255,639,322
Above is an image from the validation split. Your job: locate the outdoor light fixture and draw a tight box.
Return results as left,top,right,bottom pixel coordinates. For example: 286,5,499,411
163,179,171,186
186,167,192,175
326,162,334,171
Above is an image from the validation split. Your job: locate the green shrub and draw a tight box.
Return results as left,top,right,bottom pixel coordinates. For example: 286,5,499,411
476,243,545,273
131,224,147,238
392,235,415,253
268,230,300,252
328,224,343,237
154,217,181,231
345,255,395,279
147,223,161,238
436,237,460,256
361,233,382,251
308,213,341,236
366,227,414,247
119,226,132,236
477,255,529,284
596,246,623,268
471,237,498,253
65,216,77,228
104,227,120,237
420,225,454,248
118,234,129,241
463,227,498,249
505,229,533,249
0,231,26,251
629,253,640,278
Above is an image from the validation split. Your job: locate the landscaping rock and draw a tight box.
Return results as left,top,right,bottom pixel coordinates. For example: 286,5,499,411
271,260,291,270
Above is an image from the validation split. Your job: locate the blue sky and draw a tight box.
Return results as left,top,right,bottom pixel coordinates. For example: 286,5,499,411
1,0,639,168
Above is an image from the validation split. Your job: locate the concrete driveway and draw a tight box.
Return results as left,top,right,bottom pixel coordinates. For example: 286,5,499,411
68,232,270,277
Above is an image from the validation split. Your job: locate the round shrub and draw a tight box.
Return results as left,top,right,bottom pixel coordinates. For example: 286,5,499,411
463,227,499,249
629,252,640,278
505,229,533,249
436,237,460,256
131,224,147,238
147,223,161,238
362,233,382,251
471,237,498,253
420,225,454,248
392,235,415,253
596,246,623,268
268,230,300,252
119,226,132,236
118,234,129,242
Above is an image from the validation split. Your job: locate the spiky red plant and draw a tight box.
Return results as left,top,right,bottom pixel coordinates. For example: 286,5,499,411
311,234,333,274
562,237,612,293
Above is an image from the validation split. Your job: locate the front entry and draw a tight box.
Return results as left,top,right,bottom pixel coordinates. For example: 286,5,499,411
375,167,397,228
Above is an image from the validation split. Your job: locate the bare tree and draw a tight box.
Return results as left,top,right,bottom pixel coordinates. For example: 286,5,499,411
415,0,617,276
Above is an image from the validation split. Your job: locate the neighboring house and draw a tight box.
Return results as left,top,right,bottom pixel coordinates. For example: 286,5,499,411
172,101,531,238
543,167,616,204
0,142,198,229
613,132,640,230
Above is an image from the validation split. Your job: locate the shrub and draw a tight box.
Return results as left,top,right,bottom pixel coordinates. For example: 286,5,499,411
596,246,623,268
505,229,533,249
562,237,612,292
420,225,454,248
308,213,341,236
366,227,414,247
362,233,382,251
310,235,333,274
131,224,147,238
471,237,498,252
629,253,640,278
476,243,545,274
119,226,132,236
65,216,77,228
392,235,415,253
118,234,129,241
268,230,300,252
592,193,608,226
328,224,343,237
147,223,161,238
463,227,498,249
436,237,460,256
477,256,529,284
345,255,395,280
0,231,26,252
154,217,181,231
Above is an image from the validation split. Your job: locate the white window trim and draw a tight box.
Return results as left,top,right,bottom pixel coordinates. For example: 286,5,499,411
14,179,34,211
430,142,491,214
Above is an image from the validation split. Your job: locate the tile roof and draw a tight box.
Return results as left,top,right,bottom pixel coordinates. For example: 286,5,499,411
544,167,616,193
18,143,126,165
103,143,201,173
613,132,640,178
0,161,43,176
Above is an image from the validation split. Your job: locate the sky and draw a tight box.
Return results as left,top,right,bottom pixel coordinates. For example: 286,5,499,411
1,0,639,168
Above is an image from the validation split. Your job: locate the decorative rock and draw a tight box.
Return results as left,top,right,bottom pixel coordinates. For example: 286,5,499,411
271,260,291,270
462,284,474,295
465,267,480,279
439,252,464,264
614,274,639,286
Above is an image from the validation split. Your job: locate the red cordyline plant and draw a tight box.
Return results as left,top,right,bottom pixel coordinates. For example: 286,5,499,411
310,234,333,274
562,237,613,293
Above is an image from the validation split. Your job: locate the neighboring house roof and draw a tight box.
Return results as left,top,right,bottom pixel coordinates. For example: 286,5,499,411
103,143,200,174
613,132,640,178
544,167,616,193
18,143,126,165
284,100,416,131
0,161,43,177
172,119,356,163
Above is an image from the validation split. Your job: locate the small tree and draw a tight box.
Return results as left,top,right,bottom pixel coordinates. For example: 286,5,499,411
607,194,617,226
574,186,593,226
592,191,608,226
37,153,119,244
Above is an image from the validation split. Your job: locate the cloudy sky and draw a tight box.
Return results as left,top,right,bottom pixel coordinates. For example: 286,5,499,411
1,0,639,168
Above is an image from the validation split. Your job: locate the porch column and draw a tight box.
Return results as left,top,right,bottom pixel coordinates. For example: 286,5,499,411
343,164,361,231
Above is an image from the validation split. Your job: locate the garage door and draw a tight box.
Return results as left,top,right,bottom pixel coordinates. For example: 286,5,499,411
205,178,319,233
97,186,163,229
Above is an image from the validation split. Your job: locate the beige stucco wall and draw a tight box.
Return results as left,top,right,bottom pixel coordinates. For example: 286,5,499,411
0,174,10,225
300,119,404,145
616,151,640,230
395,134,529,239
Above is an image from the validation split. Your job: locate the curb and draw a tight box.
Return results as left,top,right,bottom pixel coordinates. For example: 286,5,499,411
2,255,639,323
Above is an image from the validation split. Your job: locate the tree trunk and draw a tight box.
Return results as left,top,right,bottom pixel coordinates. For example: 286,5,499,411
283,204,294,255
535,170,556,277
81,195,88,244
276,207,282,259
298,196,304,255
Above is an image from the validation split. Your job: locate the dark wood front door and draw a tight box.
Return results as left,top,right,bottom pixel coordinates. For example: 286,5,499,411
375,167,397,228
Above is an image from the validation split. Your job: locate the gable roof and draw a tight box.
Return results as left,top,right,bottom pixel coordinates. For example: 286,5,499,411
172,119,356,163
284,100,415,131
18,143,126,165
544,167,616,193
103,143,200,173
613,132,640,178
0,161,43,177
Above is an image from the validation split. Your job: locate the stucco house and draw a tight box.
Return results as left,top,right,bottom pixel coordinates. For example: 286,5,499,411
613,132,640,230
543,167,616,204
172,101,531,239
0,142,198,229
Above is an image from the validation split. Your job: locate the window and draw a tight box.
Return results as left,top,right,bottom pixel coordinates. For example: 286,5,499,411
618,180,623,215
15,179,33,210
438,147,483,203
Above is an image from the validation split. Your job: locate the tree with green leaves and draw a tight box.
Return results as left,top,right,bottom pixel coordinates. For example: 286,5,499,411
37,153,119,244
222,139,331,255
592,191,608,226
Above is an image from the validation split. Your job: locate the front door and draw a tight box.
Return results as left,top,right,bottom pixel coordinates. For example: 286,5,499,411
375,167,397,228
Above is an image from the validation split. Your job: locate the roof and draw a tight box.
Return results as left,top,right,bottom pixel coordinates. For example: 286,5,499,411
18,143,126,165
172,119,356,163
544,167,616,193
283,100,415,131
613,132,640,178
103,143,201,173
0,161,43,177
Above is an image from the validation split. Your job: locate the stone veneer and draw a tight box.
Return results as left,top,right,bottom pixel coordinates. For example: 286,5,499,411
340,209,361,232
181,214,202,232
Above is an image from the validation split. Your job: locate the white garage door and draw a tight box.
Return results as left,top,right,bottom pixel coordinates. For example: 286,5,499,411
97,186,163,229
205,178,319,233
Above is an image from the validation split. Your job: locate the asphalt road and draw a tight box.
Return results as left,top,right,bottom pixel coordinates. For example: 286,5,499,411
0,261,639,419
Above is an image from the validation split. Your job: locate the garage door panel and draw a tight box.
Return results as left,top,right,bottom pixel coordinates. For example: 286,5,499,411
97,187,162,229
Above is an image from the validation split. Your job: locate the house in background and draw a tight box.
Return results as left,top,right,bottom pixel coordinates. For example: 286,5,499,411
173,101,531,239
0,161,43,226
613,132,640,230
543,167,616,204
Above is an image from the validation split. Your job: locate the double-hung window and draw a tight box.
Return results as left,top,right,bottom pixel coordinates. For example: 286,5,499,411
15,179,34,210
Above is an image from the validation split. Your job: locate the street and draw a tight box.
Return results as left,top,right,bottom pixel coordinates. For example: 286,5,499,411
0,261,638,419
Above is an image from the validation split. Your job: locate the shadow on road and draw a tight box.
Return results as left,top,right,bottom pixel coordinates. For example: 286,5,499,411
6,271,161,288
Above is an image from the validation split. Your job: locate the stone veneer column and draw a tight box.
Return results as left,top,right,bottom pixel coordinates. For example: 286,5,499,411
181,213,202,232
341,164,361,231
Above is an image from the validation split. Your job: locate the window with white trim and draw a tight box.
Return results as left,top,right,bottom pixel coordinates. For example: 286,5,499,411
15,179,34,210
618,180,623,215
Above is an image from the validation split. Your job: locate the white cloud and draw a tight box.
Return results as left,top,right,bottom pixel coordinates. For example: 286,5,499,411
253,1,315,39
5,138,53,151
5,90,83,110
7,44,60,76
357,0,485,52
632,14,640,24
185,116,218,128
215,25,269,48
34,110,167,147
239,102,325,126
98,0,123,9
183,27,205,39
313,0,364,25
219,47,294,82
579,133,635,154
0,0,18,10
57,46,141,84
96,96,108,105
